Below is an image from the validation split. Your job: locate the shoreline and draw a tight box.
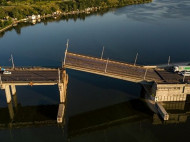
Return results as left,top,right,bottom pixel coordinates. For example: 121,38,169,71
0,1,152,34
0,7,100,33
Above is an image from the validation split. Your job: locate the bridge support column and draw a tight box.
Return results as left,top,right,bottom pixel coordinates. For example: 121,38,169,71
57,70,69,123
8,102,14,120
13,95,18,110
11,85,16,96
5,85,12,103
58,83,65,103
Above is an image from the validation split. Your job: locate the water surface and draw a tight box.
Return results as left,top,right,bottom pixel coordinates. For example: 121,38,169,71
0,0,190,141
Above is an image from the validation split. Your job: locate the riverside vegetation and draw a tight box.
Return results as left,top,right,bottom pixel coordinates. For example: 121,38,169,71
0,0,152,31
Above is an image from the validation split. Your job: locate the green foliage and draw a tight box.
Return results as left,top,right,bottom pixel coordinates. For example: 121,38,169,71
0,0,8,5
0,18,12,28
0,0,152,30
0,8,7,19
0,20,4,27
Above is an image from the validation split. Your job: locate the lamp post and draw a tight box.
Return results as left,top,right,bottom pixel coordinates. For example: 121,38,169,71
11,54,15,69
63,39,69,66
134,52,138,66
168,56,170,66
101,46,104,59
58,68,61,83
105,58,109,73
144,68,148,80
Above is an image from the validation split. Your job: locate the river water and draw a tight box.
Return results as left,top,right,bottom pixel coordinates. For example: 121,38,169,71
0,0,190,141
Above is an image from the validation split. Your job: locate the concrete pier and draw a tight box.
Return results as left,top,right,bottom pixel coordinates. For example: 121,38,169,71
11,85,16,96
8,103,14,120
151,82,190,102
59,83,65,103
155,102,169,120
57,103,65,123
57,70,69,123
142,82,190,121
5,85,11,103
58,70,68,103
13,95,18,109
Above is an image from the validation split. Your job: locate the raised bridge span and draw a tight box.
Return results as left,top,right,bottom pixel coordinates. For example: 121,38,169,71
64,52,190,84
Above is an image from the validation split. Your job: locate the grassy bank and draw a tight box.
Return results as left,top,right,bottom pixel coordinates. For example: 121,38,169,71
0,0,152,32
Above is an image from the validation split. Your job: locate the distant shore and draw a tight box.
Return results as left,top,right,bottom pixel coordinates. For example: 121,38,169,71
0,0,152,34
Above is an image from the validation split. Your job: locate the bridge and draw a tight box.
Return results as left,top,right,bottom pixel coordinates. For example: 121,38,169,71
0,48,190,123
0,67,68,123
64,52,190,84
64,51,190,118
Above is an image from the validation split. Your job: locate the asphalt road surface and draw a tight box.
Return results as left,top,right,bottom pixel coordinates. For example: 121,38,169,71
65,52,190,83
1,69,60,83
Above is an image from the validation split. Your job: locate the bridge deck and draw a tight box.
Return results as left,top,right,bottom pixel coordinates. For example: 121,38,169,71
1,67,60,85
65,52,163,83
65,52,190,83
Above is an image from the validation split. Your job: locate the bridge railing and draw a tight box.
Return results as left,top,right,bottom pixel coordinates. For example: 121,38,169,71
66,52,144,68
65,64,156,82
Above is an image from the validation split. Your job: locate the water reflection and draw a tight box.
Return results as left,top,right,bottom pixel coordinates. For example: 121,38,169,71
1,95,190,142
114,0,190,22
68,99,152,137
0,103,58,129
68,100,190,138
0,9,109,39
153,101,190,125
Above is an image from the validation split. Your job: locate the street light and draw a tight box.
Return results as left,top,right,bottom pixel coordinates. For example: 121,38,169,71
63,39,69,66
10,54,15,69
134,52,138,66
144,68,148,80
101,46,104,59
168,56,170,66
105,58,109,73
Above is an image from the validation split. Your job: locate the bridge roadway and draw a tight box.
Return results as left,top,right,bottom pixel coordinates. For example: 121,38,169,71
65,52,190,83
0,67,60,85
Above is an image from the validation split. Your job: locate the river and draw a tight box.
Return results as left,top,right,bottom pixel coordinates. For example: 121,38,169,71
0,0,190,141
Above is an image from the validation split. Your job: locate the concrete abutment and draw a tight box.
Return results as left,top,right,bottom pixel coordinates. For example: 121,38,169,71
57,70,69,123
142,82,190,121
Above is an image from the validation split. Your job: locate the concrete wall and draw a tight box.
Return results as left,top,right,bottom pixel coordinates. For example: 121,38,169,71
151,82,190,102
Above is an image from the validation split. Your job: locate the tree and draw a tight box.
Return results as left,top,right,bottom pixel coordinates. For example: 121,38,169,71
0,0,7,5
0,8,7,19
0,20,4,27
73,2,77,11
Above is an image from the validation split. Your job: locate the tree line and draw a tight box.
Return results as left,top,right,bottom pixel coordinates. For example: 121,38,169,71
0,0,151,28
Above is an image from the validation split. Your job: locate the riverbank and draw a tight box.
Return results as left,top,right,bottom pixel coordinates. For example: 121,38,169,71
0,0,152,34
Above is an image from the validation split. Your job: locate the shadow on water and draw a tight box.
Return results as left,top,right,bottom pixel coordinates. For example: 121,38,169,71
68,99,190,139
0,103,59,129
68,99,153,138
67,69,141,97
